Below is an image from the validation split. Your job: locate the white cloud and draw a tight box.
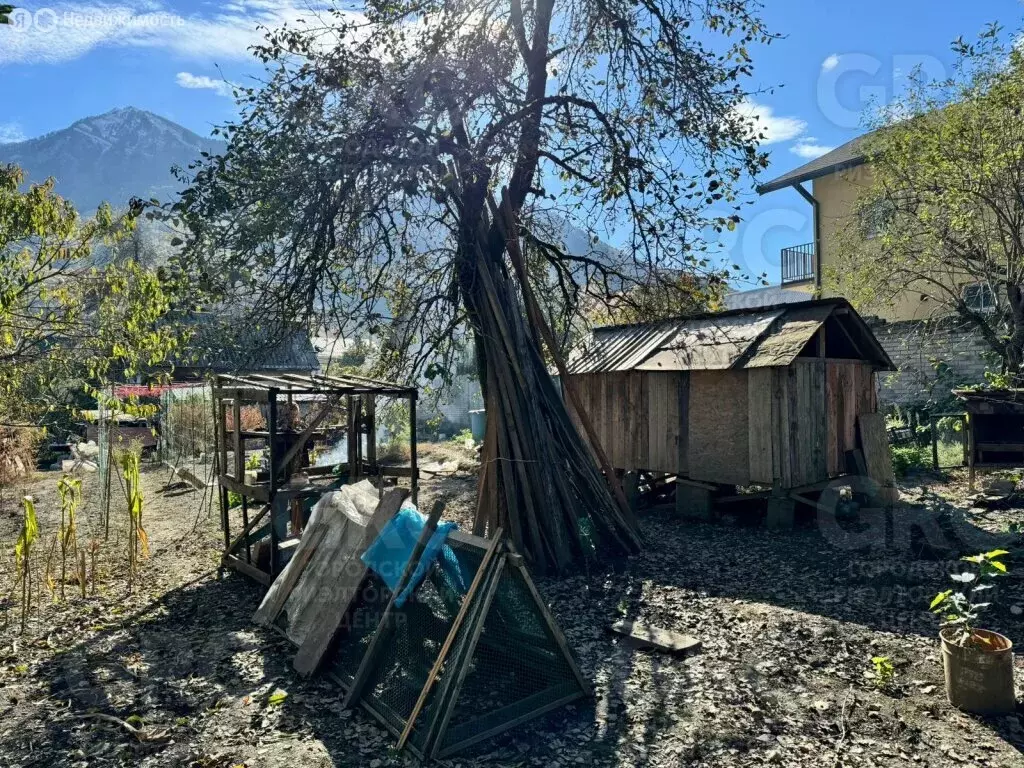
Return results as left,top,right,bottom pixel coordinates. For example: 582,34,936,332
822,54,841,72
0,123,26,143
735,98,807,145
0,1,356,65
176,71,233,97
790,139,836,160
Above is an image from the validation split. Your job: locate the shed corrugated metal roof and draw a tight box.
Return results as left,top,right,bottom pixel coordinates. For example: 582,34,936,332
636,310,784,371
567,298,893,374
566,321,680,374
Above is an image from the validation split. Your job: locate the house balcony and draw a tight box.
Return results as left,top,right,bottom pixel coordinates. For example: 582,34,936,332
781,243,816,285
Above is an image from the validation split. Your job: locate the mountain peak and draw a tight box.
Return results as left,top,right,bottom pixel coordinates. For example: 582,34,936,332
0,108,224,212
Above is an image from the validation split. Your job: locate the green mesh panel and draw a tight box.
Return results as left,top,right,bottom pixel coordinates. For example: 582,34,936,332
323,537,587,757
436,559,583,755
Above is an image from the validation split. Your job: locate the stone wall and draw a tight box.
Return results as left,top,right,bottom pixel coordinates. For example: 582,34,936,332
867,317,993,407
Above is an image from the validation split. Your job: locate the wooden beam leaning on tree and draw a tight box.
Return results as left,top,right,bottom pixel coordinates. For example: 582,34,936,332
490,191,637,531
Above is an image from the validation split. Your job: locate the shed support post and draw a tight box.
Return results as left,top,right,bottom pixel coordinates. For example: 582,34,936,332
967,413,976,491
268,389,279,576
410,393,419,506
766,485,795,529
675,479,713,522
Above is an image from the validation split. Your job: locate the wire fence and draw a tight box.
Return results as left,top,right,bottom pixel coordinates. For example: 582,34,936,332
158,382,217,484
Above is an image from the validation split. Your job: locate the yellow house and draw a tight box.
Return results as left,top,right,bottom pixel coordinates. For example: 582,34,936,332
756,133,992,323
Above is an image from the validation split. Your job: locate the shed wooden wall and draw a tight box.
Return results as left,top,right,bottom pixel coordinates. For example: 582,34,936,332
566,359,878,489
746,361,826,488
567,371,687,473
825,360,877,476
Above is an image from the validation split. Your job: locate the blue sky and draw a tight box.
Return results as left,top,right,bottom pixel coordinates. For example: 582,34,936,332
1,0,1022,284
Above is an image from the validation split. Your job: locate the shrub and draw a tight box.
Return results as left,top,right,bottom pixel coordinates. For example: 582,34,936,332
891,445,930,478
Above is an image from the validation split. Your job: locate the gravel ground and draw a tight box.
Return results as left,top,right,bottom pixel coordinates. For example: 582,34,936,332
0,465,1023,767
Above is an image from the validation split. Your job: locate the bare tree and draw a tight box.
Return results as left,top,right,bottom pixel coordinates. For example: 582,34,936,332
174,0,774,570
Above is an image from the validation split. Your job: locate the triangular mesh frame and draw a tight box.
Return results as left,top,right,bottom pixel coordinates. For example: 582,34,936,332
323,534,589,758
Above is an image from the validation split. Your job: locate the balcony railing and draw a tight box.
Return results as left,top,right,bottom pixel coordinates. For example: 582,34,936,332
781,243,815,284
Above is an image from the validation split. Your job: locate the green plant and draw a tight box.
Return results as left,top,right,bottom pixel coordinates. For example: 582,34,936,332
245,450,262,471
870,655,896,690
891,445,930,477
226,451,264,508
52,475,82,600
450,428,474,445
118,444,149,588
930,549,1009,647
15,495,39,632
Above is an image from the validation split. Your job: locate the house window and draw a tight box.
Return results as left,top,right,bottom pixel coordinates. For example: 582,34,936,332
963,282,996,313
860,199,894,240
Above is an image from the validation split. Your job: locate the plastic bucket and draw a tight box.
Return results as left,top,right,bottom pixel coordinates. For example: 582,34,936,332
940,628,1016,715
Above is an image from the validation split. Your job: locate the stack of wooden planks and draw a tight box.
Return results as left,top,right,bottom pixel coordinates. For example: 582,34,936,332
253,482,407,675
466,190,642,573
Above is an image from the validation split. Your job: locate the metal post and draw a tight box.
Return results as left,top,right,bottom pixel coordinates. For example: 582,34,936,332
410,392,419,506
268,389,279,575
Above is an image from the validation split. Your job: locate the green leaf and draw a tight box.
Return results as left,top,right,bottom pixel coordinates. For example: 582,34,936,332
929,590,952,610
267,690,288,706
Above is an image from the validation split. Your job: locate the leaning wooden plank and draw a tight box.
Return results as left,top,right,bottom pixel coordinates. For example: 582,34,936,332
227,503,271,556
292,487,408,677
608,619,702,656
342,501,446,706
253,521,328,626
857,412,899,506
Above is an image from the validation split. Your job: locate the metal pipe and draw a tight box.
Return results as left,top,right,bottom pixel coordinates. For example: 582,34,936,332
792,181,822,292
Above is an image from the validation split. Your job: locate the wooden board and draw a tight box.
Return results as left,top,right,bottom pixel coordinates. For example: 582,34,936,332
770,367,792,488
253,521,328,626
857,412,898,505
747,368,774,484
687,370,749,486
826,361,878,476
609,620,702,655
570,371,683,473
788,360,827,487
292,487,406,676
646,372,688,474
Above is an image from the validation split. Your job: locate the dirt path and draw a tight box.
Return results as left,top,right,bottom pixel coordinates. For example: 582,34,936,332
0,466,1022,767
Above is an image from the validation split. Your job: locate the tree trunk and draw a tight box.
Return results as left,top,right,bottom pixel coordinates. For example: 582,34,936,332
1005,284,1024,382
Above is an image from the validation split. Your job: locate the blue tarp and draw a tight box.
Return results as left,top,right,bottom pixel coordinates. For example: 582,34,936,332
361,505,460,607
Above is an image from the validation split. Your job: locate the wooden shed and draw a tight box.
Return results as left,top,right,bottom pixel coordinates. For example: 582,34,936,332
564,299,894,492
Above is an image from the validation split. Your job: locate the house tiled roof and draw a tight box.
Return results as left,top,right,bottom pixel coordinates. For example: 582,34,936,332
756,133,871,194
173,315,320,375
